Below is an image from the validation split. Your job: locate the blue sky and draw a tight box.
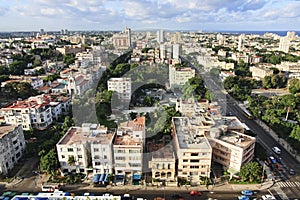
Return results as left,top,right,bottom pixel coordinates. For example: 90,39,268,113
0,0,299,31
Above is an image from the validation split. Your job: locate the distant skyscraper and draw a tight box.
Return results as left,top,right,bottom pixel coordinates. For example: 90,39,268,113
238,34,244,51
124,27,132,48
40,29,45,35
172,44,182,59
279,36,290,53
172,32,182,44
157,29,164,43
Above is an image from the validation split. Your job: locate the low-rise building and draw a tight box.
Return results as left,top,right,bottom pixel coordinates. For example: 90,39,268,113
0,94,70,130
107,77,131,101
169,65,195,90
56,123,115,176
250,65,273,79
0,124,26,175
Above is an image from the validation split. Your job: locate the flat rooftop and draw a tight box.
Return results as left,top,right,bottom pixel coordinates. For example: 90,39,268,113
0,124,17,138
217,131,255,147
173,117,211,150
152,143,175,159
58,125,114,145
114,134,142,146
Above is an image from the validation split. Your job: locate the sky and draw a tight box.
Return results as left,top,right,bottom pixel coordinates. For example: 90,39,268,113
0,0,300,32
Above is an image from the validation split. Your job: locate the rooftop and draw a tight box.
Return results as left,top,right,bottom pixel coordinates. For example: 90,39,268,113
217,130,255,148
58,124,114,145
114,134,142,146
173,117,211,150
0,124,18,138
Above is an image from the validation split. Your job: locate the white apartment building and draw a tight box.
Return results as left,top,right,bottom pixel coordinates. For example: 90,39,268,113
278,36,290,53
172,117,213,185
169,65,195,90
0,94,70,130
113,117,145,185
207,117,256,173
56,124,115,176
250,65,273,79
107,77,131,101
0,124,26,175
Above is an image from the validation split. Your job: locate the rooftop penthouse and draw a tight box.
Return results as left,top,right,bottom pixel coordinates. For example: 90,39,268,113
114,134,142,146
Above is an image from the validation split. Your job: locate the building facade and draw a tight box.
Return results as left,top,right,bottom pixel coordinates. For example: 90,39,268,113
0,124,26,175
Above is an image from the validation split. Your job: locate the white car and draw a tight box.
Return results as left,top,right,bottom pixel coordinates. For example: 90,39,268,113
272,146,281,154
262,194,276,200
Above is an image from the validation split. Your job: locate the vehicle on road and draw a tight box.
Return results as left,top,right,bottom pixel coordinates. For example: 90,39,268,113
190,190,202,196
289,168,295,175
241,190,253,196
272,147,281,154
276,163,283,171
267,156,277,164
238,195,250,200
262,194,276,200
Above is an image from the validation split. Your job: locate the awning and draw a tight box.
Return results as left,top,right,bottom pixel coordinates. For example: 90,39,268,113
93,174,100,183
99,174,105,182
104,174,109,182
132,174,141,180
116,174,125,180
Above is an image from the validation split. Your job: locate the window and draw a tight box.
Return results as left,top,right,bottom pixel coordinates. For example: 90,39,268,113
78,155,82,159
190,166,199,169
62,155,65,159
67,148,73,152
191,153,198,156
77,148,81,151
183,159,188,162
190,159,199,163
95,162,101,165
115,156,125,160
94,148,99,152
104,155,107,159
94,155,99,159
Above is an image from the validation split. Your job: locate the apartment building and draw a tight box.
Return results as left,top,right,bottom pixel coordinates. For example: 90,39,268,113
0,94,70,130
113,117,145,185
175,98,209,117
0,124,26,175
148,144,176,186
169,65,195,91
107,77,131,101
206,117,256,173
250,65,273,79
112,27,132,50
56,123,115,176
172,117,212,185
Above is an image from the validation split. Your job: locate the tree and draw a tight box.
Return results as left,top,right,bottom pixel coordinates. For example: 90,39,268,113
39,149,60,174
239,162,262,183
290,125,300,142
68,155,76,166
262,76,272,89
288,78,300,94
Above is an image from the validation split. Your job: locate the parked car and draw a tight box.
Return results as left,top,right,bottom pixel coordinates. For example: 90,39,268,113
289,168,295,175
190,190,202,196
238,195,250,200
272,146,281,154
276,163,283,171
262,194,276,200
268,156,277,164
241,190,253,196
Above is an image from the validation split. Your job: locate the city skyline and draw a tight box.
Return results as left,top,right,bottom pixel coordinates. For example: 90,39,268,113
0,0,300,32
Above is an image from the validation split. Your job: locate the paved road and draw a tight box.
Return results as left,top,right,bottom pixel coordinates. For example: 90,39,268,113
226,94,300,199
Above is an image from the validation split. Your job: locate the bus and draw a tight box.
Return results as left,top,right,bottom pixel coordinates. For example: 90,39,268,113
239,104,253,119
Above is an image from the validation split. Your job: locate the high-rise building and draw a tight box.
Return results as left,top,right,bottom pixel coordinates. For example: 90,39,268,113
157,29,164,43
40,29,45,35
238,34,244,51
125,27,132,48
279,36,290,53
172,44,182,60
112,27,132,50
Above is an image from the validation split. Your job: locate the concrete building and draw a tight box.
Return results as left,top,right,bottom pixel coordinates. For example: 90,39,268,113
56,124,115,176
0,94,70,130
206,117,256,173
169,65,195,90
112,27,132,50
157,29,164,44
148,144,176,185
250,65,273,79
172,44,182,60
279,36,290,53
107,77,131,101
113,117,145,185
0,124,26,175
172,117,212,185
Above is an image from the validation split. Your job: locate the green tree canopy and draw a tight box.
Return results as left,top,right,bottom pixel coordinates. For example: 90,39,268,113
239,162,262,183
39,149,60,174
288,78,300,94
